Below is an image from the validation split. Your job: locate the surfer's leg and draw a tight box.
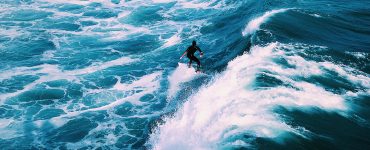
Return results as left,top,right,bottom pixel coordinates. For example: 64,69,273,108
192,56,201,70
188,59,192,68
187,55,193,68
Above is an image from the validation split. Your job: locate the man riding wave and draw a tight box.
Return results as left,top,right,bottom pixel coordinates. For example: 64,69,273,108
180,40,203,72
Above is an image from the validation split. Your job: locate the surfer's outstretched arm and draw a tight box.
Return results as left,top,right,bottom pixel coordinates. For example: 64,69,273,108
180,49,188,59
180,48,189,59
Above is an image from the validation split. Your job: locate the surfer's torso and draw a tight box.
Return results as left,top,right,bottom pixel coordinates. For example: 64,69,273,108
187,45,201,56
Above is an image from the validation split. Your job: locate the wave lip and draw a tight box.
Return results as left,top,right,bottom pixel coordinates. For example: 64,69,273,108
242,9,289,36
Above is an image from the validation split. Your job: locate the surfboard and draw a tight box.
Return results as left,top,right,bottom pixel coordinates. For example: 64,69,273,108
177,63,205,75
195,69,203,73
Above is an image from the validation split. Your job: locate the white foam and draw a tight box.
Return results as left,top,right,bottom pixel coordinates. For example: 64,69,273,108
0,57,136,81
0,119,22,139
49,117,69,127
162,31,182,48
113,71,161,92
0,119,13,128
152,0,173,3
180,1,213,9
24,1,151,40
345,51,368,59
274,44,370,89
0,28,24,40
66,71,162,116
282,55,323,76
152,0,222,9
40,0,118,7
100,23,150,41
150,43,349,149
49,9,82,19
320,62,370,88
18,71,162,130
41,50,55,60
39,0,89,5
313,14,321,17
66,57,137,75
117,11,131,18
167,63,198,99
0,57,137,102
242,9,289,36
63,119,125,149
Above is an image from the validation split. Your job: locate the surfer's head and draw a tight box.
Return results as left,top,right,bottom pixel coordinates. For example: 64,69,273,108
192,40,196,46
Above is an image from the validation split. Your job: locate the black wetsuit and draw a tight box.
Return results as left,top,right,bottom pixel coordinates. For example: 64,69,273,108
186,45,202,69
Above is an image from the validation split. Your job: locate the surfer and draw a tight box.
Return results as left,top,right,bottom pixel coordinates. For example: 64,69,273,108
180,40,204,71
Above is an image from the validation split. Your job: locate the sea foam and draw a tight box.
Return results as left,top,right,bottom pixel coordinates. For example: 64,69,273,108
150,43,349,149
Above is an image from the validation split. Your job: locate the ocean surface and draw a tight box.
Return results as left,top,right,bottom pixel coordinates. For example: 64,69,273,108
0,0,369,149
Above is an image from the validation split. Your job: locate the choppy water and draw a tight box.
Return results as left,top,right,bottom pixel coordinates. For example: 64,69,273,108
0,0,369,149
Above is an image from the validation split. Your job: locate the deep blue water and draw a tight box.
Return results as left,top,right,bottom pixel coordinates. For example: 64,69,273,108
0,0,369,149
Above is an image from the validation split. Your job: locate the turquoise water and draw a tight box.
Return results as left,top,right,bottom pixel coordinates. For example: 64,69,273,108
0,0,369,149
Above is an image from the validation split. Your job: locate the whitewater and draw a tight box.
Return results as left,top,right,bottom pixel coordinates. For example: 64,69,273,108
0,0,369,149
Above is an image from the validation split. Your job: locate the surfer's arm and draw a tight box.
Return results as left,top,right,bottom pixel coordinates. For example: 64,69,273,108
196,46,204,56
180,49,188,59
